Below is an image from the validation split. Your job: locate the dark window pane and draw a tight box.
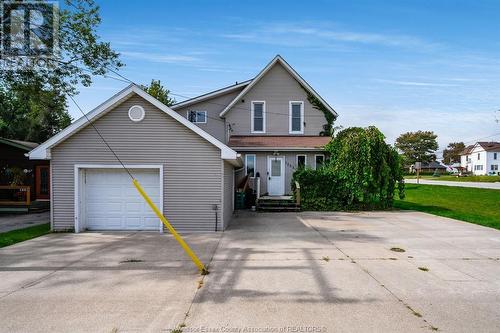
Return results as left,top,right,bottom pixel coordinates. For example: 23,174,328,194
292,117,301,131
297,155,306,168
315,155,324,169
197,111,206,123
291,103,302,131
254,118,263,131
254,103,263,117
246,155,255,176
253,102,264,131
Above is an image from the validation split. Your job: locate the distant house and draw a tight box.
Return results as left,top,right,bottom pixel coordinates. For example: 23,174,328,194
0,138,50,212
418,161,447,173
410,161,447,174
460,142,500,175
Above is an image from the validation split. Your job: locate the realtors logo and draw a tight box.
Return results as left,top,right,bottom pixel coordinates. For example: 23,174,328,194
1,1,58,58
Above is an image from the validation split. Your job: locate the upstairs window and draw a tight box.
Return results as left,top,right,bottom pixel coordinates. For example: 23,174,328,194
315,155,325,170
245,154,256,176
494,153,498,160
251,101,265,133
187,110,207,123
477,153,480,160
297,155,307,169
289,101,304,134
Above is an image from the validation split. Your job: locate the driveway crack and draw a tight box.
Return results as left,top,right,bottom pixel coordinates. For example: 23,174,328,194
298,216,440,331
0,232,139,300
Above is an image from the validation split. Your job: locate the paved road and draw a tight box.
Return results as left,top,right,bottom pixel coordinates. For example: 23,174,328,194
406,178,500,189
0,211,50,233
1,211,500,332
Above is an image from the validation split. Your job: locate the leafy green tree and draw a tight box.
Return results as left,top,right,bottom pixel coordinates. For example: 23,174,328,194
442,142,465,164
0,0,122,142
293,126,404,210
141,80,176,106
395,131,438,165
0,80,71,142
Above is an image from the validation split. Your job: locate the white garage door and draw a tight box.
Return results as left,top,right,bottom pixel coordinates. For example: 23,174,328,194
83,168,161,231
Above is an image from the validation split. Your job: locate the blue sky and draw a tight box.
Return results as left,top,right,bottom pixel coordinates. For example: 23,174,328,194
71,0,500,153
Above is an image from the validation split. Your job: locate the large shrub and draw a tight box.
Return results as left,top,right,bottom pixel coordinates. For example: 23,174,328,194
293,126,404,210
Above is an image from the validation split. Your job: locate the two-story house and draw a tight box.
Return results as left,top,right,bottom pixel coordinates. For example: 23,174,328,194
460,142,500,175
171,55,336,196
28,55,336,232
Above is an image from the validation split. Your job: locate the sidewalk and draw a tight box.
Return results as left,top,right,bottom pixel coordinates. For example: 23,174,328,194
0,211,50,233
405,178,500,190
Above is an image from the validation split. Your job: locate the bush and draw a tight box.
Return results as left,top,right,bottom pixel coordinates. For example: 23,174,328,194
292,126,404,211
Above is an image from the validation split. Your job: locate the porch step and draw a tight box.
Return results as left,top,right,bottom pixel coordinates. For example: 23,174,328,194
256,196,300,212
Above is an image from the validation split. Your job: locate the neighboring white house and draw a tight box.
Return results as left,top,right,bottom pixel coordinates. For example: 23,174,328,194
460,142,500,175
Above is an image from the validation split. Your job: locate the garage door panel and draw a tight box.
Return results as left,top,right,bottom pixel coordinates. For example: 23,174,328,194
86,202,123,212
83,168,160,231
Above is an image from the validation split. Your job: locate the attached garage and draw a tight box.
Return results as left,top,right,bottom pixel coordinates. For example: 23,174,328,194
78,167,162,231
28,84,241,233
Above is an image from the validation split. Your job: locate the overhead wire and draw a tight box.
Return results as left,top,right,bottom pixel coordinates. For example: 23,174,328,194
52,58,500,161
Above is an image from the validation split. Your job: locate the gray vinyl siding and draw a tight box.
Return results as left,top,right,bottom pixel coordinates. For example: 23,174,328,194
237,151,322,195
225,62,328,136
51,94,223,232
173,89,244,143
222,161,234,229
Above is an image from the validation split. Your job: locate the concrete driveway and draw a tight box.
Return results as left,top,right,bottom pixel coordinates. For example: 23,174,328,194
1,211,500,332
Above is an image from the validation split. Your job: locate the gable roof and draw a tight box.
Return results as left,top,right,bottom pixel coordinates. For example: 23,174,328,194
0,137,39,151
477,141,500,151
420,161,446,169
28,84,240,162
460,145,474,155
219,55,337,117
170,80,251,110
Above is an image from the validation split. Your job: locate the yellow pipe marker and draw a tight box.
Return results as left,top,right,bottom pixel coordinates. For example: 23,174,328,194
132,179,208,274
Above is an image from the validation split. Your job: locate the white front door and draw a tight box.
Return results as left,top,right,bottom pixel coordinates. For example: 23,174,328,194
267,156,285,196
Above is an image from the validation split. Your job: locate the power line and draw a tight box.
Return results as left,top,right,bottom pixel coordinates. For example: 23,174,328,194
67,94,135,180
54,59,500,158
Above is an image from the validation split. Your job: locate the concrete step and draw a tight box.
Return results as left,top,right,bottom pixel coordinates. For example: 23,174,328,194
257,206,301,212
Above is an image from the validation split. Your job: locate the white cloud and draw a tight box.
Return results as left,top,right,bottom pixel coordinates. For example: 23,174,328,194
221,22,440,51
336,104,500,153
374,79,460,87
120,51,200,63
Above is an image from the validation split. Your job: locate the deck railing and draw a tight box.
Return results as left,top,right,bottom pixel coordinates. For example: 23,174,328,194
0,185,31,206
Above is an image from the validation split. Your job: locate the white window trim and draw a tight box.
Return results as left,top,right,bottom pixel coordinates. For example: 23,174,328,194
245,154,256,177
296,154,307,168
128,105,145,122
314,154,325,170
186,110,207,124
289,101,304,134
251,101,266,133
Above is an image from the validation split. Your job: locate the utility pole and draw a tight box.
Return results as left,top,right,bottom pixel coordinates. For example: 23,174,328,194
415,161,421,184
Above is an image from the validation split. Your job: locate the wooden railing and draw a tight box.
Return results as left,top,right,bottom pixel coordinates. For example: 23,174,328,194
294,181,301,206
0,185,31,206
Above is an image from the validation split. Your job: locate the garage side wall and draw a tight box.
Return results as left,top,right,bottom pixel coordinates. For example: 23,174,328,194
51,94,223,232
222,161,234,229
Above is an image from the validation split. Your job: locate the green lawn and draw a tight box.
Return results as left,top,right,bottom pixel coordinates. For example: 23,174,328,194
0,223,50,248
405,175,500,182
394,184,500,230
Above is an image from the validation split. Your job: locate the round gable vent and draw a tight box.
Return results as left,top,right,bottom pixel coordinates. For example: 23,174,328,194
128,105,145,122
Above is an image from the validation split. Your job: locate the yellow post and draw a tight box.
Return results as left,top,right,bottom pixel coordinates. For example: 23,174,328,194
132,179,208,274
